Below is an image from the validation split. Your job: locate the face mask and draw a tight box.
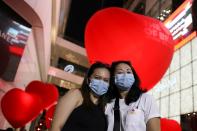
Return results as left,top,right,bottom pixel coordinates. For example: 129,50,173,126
89,79,109,96
115,73,135,90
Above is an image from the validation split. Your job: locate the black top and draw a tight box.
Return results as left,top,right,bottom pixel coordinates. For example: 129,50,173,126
61,104,107,131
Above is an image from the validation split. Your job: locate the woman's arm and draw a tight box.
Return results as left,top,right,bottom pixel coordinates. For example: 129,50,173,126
49,89,82,131
147,117,160,131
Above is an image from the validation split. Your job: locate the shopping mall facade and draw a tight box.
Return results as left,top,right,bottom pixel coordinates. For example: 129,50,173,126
0,0,196,130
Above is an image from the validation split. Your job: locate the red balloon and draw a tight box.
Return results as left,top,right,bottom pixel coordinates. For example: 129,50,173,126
1,88,43,128
85,7,174,90
161,118,182,131
25,81,59,109
45,104,56,129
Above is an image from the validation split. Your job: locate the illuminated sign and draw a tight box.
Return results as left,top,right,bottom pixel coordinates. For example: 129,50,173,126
64,65,75,73
0,1,31,81
164,0,193,44
58,58,88,77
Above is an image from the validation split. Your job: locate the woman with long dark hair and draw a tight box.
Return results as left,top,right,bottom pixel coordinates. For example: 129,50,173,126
105,61,160,131
50,62,110,131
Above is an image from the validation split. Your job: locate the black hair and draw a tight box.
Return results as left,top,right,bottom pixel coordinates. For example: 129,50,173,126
110,60,145,105
80,61,110,109
6,128,13,131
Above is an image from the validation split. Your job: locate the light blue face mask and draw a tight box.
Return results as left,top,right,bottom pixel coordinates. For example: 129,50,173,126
115,73,135,90
89,79,109,96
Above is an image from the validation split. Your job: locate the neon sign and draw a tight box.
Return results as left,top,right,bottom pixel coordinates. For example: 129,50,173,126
164,0,193,44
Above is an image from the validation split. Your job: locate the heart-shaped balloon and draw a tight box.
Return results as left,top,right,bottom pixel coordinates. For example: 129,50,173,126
45,104,56,129
1,88,43,128
25,81,59,109
161,118,182,131
85,7,174,90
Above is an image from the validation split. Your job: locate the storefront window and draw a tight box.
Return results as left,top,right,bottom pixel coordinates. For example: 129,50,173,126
146,0,172,21
181,112,197,131
57,58,88,77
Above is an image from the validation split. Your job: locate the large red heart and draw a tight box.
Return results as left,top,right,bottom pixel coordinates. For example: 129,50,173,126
85,7,174,90
1,88,43,128
25,81,59,109
161,118,182,131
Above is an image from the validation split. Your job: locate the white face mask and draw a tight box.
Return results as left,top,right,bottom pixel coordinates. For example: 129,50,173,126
115,73,135,90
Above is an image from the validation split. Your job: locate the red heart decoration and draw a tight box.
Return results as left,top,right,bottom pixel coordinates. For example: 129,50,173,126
45,104,56,129
1,88,42,128
161,118,182,131
85,7,174,90
25,81,59,109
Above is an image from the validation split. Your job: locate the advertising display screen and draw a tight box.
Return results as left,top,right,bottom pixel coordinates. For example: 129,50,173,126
0,1,31,81
164,0,193,44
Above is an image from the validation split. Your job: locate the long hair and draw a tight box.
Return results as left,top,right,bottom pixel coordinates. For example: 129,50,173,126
80,62,110,109
110,60,145,105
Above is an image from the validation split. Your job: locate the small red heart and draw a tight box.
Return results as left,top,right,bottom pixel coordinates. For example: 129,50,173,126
161,118,182,131
45,104,56,129
25,81,59,109
85,7,174,90
1,88,43,128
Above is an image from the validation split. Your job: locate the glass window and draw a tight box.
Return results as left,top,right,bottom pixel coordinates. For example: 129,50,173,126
181,112,197,131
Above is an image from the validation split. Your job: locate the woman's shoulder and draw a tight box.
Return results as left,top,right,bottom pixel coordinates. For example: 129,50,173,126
139,93,157,107
105,99,115,113
68,88,82,95
107,98,116,104
61,88,83,104
140,93,155,100
63,88,82,97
